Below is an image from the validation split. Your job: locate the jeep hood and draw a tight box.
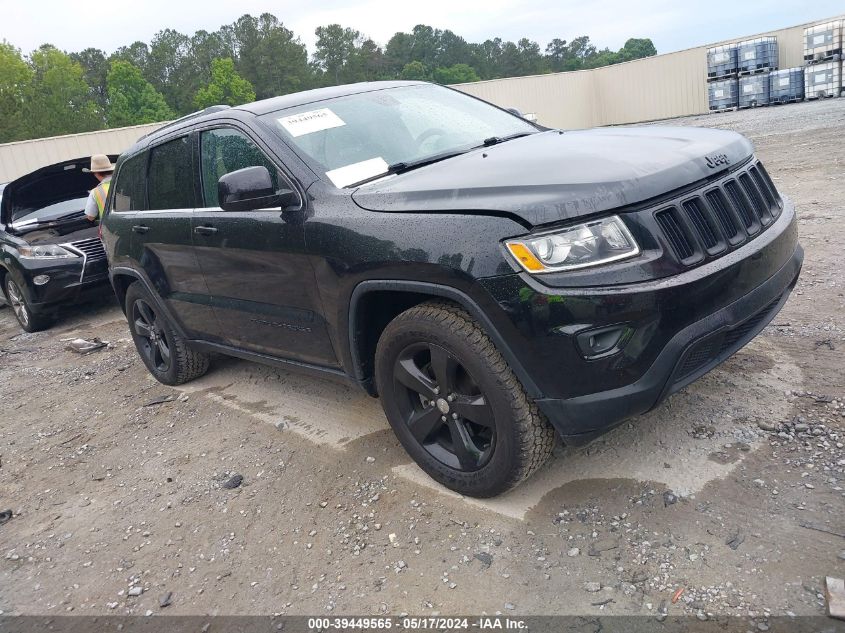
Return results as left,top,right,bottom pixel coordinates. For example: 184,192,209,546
351,127,753,227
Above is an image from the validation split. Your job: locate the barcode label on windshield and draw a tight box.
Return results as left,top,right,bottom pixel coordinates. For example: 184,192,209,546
278,108,346,137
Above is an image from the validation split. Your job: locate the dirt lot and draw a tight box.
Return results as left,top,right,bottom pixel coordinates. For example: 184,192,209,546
0,99,843,620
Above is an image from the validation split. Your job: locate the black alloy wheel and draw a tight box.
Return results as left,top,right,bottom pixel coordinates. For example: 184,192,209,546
124,282,210,385
375,301,555,497
393,342,496,472
131,298,172,373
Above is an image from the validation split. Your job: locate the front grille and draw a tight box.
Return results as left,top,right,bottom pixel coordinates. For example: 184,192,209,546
705,189,740,242
70,237,107,262
655,209,694,260
739,172,771,226
656,160,782,265
725,179,758,232
682,198,719,250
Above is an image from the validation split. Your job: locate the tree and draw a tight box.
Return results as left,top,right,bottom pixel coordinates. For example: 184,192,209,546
618,38,657,62
106,60,173,127
432,63,480,84
194,57,255,108
110,41,150,73
26,45,102,138
232,14,313,100
0,41,31,142
400,60,429,81
71,47,109,109
314,24,359,85
146,28,194,114
347,38,387,81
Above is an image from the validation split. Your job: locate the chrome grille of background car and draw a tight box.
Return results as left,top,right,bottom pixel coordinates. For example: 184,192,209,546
70,237,107,263
654,161,782,264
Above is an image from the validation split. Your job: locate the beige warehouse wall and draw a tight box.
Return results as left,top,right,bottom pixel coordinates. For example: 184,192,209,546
455,15,844,129
0,122,165,183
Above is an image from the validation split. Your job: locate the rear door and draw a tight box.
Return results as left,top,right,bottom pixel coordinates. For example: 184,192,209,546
127,136,219,340
191,125,337,366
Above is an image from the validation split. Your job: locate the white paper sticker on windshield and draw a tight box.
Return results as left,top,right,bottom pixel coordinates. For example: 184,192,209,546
325,157,389,188
278,108,345,137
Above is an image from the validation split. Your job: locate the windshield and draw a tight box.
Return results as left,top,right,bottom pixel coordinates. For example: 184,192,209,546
261,84,537,188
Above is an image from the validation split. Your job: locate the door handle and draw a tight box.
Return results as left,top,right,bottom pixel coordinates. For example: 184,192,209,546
131,225,149,234
194,225,219,235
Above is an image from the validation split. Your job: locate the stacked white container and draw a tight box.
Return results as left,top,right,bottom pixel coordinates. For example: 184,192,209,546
803,20,842,100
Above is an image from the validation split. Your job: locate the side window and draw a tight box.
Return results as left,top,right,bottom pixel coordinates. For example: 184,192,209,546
112,152,147,212
147,136,196,210
200,128,281,207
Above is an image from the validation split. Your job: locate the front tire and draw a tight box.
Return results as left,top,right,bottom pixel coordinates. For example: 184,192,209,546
125,282,210,385
4,276,51,332
375,301,555,497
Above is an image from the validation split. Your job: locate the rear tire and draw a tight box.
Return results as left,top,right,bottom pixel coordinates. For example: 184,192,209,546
375,301,555,497
125,282,210,385
4,276,51,332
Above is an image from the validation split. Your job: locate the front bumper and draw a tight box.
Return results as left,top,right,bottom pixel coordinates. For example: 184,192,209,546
8,256,111,314
480,199,802,445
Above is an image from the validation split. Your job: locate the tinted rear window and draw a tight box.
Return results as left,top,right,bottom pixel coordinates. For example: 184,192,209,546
112,152,147,212
147,136,195,210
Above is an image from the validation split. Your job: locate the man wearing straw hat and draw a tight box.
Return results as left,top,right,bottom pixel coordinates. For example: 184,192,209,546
83,154,115,222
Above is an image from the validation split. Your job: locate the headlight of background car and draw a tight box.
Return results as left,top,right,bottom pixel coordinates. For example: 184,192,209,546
18,244,79,259
505,216,640,273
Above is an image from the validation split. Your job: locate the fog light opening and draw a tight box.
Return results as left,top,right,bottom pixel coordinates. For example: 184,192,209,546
576,325,632,359
33,274,50,286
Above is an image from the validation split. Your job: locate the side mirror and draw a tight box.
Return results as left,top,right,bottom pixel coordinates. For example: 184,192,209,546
218,166,298,212
506,107,524,118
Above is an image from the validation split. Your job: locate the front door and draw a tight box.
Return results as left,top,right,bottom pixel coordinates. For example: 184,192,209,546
191,126,337,367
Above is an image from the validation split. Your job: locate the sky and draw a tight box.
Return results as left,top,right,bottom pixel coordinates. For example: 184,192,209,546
3,0,843,58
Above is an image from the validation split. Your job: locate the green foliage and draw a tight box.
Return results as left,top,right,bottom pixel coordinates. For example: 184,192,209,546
618,38,658,62
314,24,359,84
26,45,102,139
70,47,109,109
194,58,256,108
231,14,313,101
0,41,32,142
400,61,429,81
106,60,173,127
1,15,657,142
432,63,480,85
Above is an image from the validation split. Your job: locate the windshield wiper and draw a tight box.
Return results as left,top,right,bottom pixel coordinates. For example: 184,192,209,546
345,132,535,188
346,149,469,188
481,132,533,147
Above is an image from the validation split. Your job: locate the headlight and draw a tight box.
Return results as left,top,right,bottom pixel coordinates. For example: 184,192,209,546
18,244,79,259
505,215,640,273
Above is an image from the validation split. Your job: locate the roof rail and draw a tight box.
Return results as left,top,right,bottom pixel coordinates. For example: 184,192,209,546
138,105,231,141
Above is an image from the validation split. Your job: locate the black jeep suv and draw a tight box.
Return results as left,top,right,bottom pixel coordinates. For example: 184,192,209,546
100,81,802,497
1,157,116,331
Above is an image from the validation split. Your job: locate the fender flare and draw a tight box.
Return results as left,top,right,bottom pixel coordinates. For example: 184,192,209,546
347,280,541,399
110,266,189,339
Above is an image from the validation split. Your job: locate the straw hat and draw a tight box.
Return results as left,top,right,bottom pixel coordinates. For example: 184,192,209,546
83,154,115,173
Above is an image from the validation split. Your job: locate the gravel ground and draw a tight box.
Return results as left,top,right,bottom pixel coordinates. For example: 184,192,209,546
0,99,843,620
